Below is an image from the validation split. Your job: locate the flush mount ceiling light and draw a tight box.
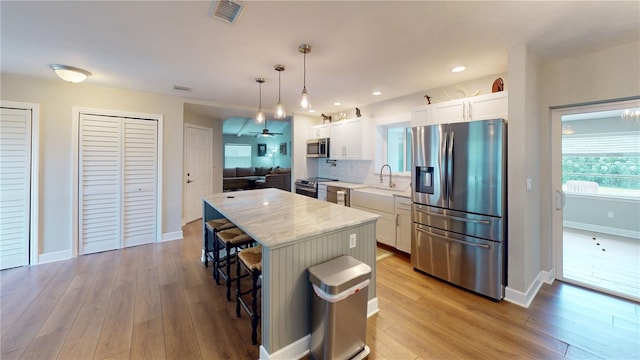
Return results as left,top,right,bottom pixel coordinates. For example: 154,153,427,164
50,64,91,83
274,64,286,119
298,44,312,110
333,102,342,106
255,77,266,123
450,66,466,73
372,91,382,96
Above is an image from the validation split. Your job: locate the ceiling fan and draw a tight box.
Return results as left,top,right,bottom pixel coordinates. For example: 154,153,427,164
251,120,282,137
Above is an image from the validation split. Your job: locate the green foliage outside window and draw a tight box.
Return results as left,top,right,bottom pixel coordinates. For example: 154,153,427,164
562,155,640,190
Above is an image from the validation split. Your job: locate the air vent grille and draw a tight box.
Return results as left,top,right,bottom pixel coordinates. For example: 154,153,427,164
209,0,246,24
173,85,192,92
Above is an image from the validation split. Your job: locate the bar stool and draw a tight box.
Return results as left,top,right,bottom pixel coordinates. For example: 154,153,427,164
204,218,236,268
216,227,254,301
236,245,262,345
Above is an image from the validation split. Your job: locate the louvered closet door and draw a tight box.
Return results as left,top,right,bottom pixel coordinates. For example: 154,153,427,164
0,108,31,269
123,118,157,247
79,115,122,254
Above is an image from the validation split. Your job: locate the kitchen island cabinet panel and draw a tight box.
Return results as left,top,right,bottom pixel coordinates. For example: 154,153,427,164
202,189,378,358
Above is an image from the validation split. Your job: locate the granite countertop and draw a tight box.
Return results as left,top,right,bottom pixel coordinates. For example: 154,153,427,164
202,188,379,248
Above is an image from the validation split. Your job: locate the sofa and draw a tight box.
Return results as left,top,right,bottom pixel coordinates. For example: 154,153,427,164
223,167,291,192
258,167,291,192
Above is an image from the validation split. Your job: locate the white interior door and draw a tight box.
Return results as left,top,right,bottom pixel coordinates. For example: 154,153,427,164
0,107,31,269
184,124,212,223
79,113,158,254
123,118,157,247
79,114,122,254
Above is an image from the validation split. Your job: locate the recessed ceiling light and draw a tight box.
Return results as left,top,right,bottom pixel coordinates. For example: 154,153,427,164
333,102,342,106
372,91,382,96
308,109,316,113
450,66,466,73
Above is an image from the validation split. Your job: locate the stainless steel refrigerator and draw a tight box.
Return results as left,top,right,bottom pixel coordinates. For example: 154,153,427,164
411,119,507,300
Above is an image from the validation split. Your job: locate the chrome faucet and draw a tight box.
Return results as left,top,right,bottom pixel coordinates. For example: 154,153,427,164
379,164,395,188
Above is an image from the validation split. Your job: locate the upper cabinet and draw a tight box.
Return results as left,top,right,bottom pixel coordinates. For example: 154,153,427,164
433,91,508,123
330,118,373,160
308,123,330,139
410,104,435,127
412,91,508,126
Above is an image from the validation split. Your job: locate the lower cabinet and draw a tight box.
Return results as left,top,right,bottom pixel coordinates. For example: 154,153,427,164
351,190,396,247
395,196,412,253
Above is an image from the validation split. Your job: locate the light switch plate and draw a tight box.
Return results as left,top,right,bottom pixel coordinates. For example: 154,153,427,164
526,178,532,192
349,234,356,248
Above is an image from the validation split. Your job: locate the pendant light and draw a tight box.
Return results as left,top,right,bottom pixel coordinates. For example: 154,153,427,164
298,44,312,109
255,77,266,123
274,64,286,119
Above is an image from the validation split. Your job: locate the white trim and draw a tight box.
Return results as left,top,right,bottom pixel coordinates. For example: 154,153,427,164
161,230,183,242
258,297,379,360
504,270,554,308
38,249,72,264
563,221,640,240
72,107,164,257
1,101,40,266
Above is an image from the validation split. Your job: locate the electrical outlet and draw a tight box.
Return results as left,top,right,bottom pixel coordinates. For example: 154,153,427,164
349,234,357,248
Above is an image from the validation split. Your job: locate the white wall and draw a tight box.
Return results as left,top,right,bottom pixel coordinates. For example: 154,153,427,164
1,73,184,257
506,44,542,299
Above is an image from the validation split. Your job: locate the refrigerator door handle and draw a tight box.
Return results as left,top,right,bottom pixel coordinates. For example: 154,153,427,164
417,208,491,225
415,227,491,249
447,131,454,203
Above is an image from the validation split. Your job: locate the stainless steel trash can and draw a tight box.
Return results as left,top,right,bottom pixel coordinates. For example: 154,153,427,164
308,255,372,360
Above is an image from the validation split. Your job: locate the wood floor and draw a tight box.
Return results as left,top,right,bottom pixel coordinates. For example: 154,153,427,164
1,220,639,360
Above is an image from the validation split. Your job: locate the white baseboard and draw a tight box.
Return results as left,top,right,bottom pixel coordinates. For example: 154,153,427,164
259,297,379,360
161,230,183,242
260,335,310,360
504,269,555,308
564,221,640,239
38,249,72,265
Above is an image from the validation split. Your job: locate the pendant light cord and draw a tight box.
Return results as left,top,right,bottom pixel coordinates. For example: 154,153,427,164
303,52,307,89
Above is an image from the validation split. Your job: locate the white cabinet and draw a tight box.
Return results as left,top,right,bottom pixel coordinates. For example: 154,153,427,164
410,104,435,126
330,118,373,160
432,91,508,124
394,196,412,254
308,123,330,139
317,184,327,201
350,189,396,247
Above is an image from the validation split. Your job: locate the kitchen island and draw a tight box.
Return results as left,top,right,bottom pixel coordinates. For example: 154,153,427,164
202,188,379,359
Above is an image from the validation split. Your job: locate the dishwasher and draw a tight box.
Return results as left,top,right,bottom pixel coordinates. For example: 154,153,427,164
327,185,350,206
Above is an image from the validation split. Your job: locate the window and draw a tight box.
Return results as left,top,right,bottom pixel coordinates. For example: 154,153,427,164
386,125,412,173
224,143,251,168
562,107,640,197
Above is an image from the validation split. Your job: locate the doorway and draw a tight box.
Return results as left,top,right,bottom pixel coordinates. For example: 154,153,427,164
184,124,213,223
0,102,39,269
552,99,640,301
72,108,163,256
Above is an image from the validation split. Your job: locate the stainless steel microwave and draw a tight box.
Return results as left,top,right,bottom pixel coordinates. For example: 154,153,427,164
306,138,329,158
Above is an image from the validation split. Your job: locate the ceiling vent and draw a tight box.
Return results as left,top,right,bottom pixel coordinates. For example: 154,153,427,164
173,85,192,93
209,0,246,24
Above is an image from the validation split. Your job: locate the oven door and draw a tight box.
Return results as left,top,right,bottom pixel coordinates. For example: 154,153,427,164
295,183,317,198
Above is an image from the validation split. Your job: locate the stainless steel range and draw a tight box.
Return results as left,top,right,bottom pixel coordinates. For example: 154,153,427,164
295,177,338,198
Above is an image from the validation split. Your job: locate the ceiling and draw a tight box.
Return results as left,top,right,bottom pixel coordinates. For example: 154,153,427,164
2,1,639,135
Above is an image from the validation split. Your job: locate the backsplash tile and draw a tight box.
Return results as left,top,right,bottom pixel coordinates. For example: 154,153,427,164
318,160,411,190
